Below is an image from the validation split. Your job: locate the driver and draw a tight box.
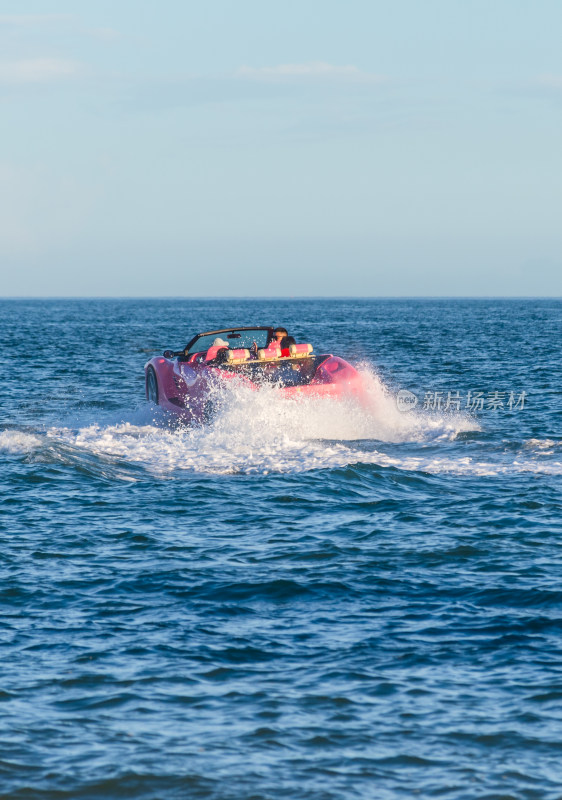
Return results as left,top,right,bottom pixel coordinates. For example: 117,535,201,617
271,327,288,346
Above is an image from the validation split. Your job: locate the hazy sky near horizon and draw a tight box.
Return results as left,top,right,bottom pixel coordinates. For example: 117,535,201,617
1,1,561,296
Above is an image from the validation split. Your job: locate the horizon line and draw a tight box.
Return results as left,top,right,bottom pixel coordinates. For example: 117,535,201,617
1,295,561,301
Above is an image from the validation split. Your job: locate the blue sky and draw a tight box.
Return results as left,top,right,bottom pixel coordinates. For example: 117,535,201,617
1,1,561,296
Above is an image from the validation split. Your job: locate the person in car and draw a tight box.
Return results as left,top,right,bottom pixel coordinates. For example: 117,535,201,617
206,337,230,364
271,327,289,346
279,335,296,355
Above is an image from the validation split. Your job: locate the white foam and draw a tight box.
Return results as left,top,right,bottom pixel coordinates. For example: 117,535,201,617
4,371,560,479
42,418,562,479
0,430,42,454
524,438,562,455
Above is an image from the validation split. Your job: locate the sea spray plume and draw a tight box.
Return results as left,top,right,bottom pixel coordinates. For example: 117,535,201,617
0,368,486,476
75,366,483,476
201,363,479,445
333,364,480,443
3,409,560,479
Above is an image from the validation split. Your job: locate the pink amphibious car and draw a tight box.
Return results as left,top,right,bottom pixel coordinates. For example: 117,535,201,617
145,326,363,423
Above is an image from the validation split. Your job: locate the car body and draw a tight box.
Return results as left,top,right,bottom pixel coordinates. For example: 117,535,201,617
145,326,363,423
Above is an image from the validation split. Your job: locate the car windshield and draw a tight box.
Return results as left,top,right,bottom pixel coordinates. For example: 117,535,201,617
187,328,271,354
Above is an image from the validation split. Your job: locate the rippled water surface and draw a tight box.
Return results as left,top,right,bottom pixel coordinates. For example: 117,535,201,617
1,298,561,799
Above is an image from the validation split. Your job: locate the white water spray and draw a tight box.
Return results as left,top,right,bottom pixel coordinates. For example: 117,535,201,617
2,369,560,478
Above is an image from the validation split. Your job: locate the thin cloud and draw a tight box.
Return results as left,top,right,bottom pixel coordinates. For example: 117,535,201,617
0,14,120,43
89,27,121,42
236,61,385,84
0,58,81,84
535,74,562,89
0,14,73,25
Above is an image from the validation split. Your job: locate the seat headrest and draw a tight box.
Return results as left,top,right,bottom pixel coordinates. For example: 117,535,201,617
226,348,250,364
289,343,313,357
257,344,281,361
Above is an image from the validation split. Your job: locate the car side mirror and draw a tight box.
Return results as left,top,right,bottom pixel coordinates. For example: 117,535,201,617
163,349,174,359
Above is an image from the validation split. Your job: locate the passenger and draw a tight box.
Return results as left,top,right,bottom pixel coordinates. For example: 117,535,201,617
206,337,229,363
213,348,230,365
280,335,296,356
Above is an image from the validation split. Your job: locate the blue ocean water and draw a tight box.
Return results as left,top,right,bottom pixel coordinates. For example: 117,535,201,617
0,298,561,800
